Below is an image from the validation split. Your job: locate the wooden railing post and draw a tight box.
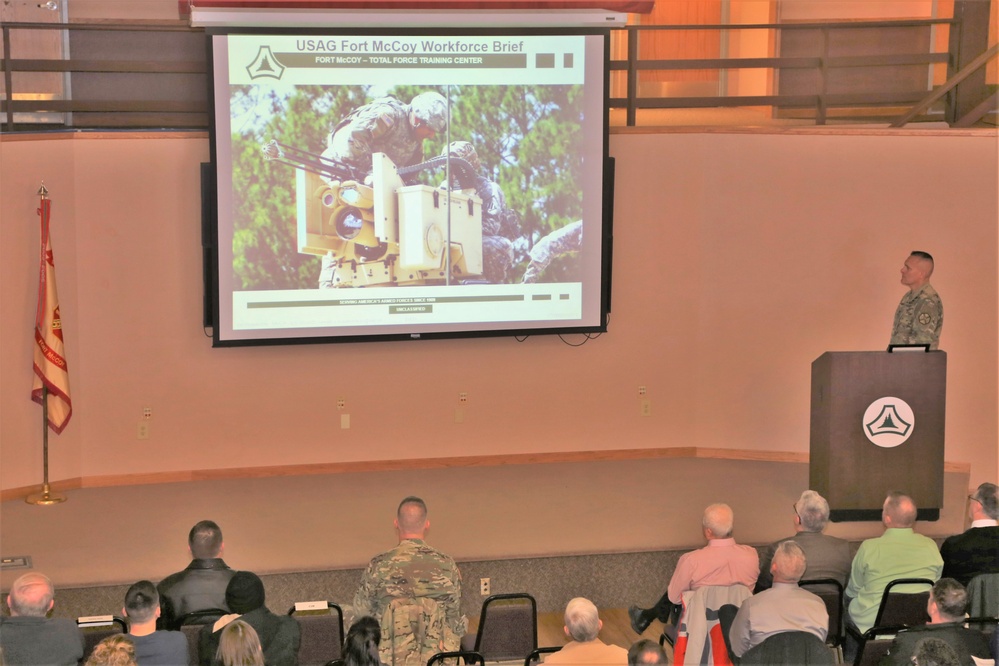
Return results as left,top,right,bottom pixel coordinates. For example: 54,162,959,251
946,0,992,124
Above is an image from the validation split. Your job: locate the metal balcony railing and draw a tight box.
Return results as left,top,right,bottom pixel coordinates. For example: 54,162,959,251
1,17,995,132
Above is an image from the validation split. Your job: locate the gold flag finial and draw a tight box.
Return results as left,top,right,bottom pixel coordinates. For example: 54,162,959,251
37,182,49,198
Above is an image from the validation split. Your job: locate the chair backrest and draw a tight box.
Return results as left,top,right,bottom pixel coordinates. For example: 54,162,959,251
873,578,934,629
78,615,127,664
738,631,835,665
800,578,845,646
968,573,999,619
524,646,562,666
853,627,898,666
427,650,484,666
288,601,345,666
469,593,537,662
178,608,227,666
181,623,203,666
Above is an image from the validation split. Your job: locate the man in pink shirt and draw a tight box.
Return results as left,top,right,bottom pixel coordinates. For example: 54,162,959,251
628,503,759,634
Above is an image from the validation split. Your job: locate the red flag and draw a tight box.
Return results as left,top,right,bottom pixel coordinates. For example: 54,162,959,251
31,197,73,434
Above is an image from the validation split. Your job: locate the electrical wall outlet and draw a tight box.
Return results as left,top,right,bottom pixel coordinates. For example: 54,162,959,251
480,577,490,596
641,399,651,417
137,421,150,439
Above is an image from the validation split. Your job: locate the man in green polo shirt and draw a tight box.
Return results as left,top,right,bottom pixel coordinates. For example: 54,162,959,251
845,492,943,634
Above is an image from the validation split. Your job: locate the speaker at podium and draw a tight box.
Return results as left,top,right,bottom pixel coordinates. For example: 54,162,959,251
810,348,946,522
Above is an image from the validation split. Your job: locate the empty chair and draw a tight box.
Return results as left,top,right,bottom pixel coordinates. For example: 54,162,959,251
737,630,835,665
78,615,127,664
289,601,345,666
460,593,537,662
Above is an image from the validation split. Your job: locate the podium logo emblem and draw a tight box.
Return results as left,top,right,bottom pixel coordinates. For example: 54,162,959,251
863,397,915,448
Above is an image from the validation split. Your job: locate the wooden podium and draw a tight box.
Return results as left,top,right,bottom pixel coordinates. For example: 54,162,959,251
810,351,946,522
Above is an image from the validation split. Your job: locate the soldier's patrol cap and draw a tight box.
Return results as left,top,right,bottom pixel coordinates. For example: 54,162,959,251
410,92,448,133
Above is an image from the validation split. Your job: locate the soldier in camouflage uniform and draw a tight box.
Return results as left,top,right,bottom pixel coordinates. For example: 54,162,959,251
890,250,943,350
440,141,519,283
522,220,583,284
323,92,448,180
352,497,466,666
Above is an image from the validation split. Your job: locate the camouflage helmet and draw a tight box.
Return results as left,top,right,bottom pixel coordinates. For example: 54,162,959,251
410,92,448,134
441,140,481,172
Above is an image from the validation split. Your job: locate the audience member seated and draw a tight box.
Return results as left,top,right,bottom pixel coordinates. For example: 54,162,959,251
215,620,264,666
911,637,962,666
0,572,84,666
198,571,300,666
627,639,668,666
543,598,628,666
344,616,383,666
727,541,829,658
122,580,189,665
629,503,759,634
158,520,235,629
880,578,991,666
353,496,466,666
755,490,851,593
940,483,999,587
85,635,138,666
846,492,943,634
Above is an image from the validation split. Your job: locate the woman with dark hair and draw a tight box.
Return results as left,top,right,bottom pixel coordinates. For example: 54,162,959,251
215,620,263,666
343,616,383,666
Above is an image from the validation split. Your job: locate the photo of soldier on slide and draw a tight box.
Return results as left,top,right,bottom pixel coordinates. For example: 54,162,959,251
228,82,586,290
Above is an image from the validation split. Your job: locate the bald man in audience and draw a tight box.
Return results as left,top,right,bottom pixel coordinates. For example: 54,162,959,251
845,492,943,634
728,541,829,658
629,503,759,634
157,520,235,629
544,598,628,666
627,639,669,666
0,572,84,666
755,490,851,593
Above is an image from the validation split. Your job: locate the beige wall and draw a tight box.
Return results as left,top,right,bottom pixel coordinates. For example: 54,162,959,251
0,128,996,586
2,130,995,489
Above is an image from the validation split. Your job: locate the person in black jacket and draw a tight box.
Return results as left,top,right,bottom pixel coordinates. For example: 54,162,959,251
198,571,299,666
157,520,235,629
881,578,990,666
940,483,999,586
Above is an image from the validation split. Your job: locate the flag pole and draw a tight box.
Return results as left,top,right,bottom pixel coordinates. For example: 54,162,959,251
27,182,67,506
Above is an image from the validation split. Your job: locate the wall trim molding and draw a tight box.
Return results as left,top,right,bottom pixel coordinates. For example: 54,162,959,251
2,447,970,502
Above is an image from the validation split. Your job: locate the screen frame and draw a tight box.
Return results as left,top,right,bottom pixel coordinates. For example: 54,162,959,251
206,26,613,347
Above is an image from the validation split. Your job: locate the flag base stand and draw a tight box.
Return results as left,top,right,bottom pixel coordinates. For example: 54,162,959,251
26,483,67,506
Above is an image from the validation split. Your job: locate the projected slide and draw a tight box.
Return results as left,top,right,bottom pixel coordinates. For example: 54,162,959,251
211,30,609,344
